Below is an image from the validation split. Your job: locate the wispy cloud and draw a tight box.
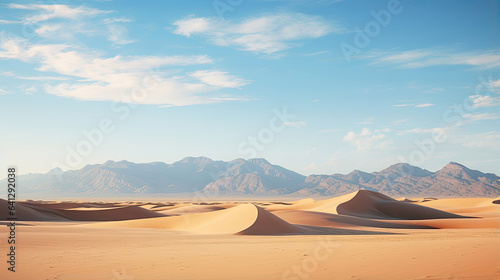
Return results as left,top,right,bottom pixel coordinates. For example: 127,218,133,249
5,4,135,45
284,121,306,127
459,131,500,151
414,103,434,108
464,113,500,122
469,95,500,108
188,70,249,88
343,128,392,151
394,103,434,108
366,48,500,70
0,19,22,24
0,36,250,106
422,87,444,93
304,51,330,56
107,24,136,45
392,118,409,125
0,71,69,81
8,4,111,24
400,127,450,135
0,88,13,95
317,128,338,133
172,13,338,54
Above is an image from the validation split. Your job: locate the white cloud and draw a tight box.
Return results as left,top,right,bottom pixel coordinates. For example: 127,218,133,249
343,128,393,151
0,88,13,95
400,127,450,135
459,132,500,151
394,103,435,108
8,4,111,24
0,19,22,24
35,23,63,36
464,113,500,122
469,95,500,108
104,17,135,24
367,48,500,70
423,87,445,93
489,78,500,93
6,4,135,45
0,36,250,106
283,121,306,127
414,103,434,108
20,84,38,94
173,17,213,37
172,13,337,54
107,24,136,45
0,71,68,81
304,51,330,56
188,70,249,88
392,118,409,125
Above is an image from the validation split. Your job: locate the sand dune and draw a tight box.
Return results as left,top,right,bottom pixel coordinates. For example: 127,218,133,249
417,197,500,215
1,198,70,221
84,204,303,235
22,200,118,209
3,190,497,232
0,199,165,221
334,190,468,220
158,204,229,215
376,217,500,229
266,190,467,220
274,209,435,229
3,191,499,280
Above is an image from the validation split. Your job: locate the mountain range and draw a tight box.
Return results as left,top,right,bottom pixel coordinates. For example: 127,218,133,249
2,157,500,198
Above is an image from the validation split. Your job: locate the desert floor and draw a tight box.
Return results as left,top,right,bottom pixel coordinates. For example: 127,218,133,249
1,190,499,280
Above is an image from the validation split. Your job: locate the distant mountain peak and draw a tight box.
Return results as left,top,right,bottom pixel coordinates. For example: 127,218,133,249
48,167,63,173
443,161,467,169
102,160,133,168
379,163,432,177
3,158,499,197
247,158,271,165
180,156,212,162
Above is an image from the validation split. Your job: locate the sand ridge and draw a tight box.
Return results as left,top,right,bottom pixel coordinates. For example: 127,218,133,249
81,203,304,235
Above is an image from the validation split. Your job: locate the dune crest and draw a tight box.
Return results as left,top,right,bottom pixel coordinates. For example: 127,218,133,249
335,190,467,220
85,204,303,235
271,190,467,220
0,199,165,221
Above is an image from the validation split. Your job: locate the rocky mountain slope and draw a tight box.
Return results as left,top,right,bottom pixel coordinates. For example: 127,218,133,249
2,158,499,197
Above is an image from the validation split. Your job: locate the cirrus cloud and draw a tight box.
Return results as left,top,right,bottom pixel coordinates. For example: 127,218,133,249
172,13,338,54
0,36,250,106
343,128,393,151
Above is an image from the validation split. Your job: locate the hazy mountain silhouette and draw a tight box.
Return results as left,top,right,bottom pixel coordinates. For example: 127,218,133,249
3,158,499,197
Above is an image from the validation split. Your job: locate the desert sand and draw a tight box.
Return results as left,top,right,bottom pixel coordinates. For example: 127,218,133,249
1,190,499,280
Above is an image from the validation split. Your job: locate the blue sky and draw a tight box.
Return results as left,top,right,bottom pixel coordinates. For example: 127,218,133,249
0,0,499,176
